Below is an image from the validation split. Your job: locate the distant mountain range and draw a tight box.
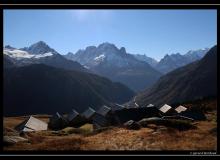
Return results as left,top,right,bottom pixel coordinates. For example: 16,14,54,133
155,48,209,74
65,43,210,91
134,45,217,106
4,41,210,92
3,41,215,116
132,48,209,74
65,42,162,92
4,64,134,116
4,41,88,73
133,54,158,67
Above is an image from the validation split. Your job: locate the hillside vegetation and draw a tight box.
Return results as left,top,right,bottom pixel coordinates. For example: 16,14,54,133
4,99,217,151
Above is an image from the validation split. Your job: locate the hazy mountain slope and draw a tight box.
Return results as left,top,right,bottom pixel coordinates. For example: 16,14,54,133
133,54,158,67
3,55,15,68
135,45,217,106
155,48,209,74
184,48,209,61
4,64,134,116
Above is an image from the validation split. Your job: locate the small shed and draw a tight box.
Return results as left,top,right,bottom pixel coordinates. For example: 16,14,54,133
110,103,125,112
81,107,96,121
67,109,79,122
15,116,48,132
175,105,187,113
48,112,68,130
92,105,112,128
97,105,112,116
114,106,160,124
67,109,87,127
92,113,110,128
158,104,177,115
179,109,206,121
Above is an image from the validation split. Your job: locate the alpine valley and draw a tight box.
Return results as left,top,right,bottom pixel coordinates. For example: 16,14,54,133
65,42,162,92
3,41,214,116
134,45,217,106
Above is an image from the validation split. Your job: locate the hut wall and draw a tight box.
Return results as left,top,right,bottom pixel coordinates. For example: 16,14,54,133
114,107,160,123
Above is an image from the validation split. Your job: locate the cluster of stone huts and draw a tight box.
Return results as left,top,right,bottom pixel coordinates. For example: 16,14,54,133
14,103,206,132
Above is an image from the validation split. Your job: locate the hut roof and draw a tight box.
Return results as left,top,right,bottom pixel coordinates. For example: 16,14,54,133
67,109,79,122
175,105,187,113
15,116,48,132
97,105,111,116
162,115,194,121
82,107,96,119
56,112,62,118
111,103,124,111
92,113,109,128
180,110,206,121
22,127,35,132
158,104,172,113
140,103,155,108
146,104,154,108
50,112,66,121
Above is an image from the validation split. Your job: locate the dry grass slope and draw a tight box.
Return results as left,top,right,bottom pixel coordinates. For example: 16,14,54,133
3,100,217,151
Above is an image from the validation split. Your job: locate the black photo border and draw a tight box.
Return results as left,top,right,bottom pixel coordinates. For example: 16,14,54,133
0,3,219,156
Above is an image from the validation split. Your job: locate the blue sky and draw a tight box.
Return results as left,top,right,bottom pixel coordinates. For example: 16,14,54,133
4,9,217,60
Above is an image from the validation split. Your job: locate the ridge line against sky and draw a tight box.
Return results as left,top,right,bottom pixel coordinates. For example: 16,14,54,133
3,9,217,61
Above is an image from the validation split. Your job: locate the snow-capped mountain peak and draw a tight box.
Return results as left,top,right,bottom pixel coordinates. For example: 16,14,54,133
98,42,116,49
155,48,210,74
4,49,33,59
120,47,126,54
133,54,158,67
85,46,96,51
65,52,75,58
93,54,106,65
3,41,57,60
64,42,162,91
4,48,53,60
21,41,58,55
4,45,16,50
185,48,209,58
65,42,132,67
3,42,88,73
